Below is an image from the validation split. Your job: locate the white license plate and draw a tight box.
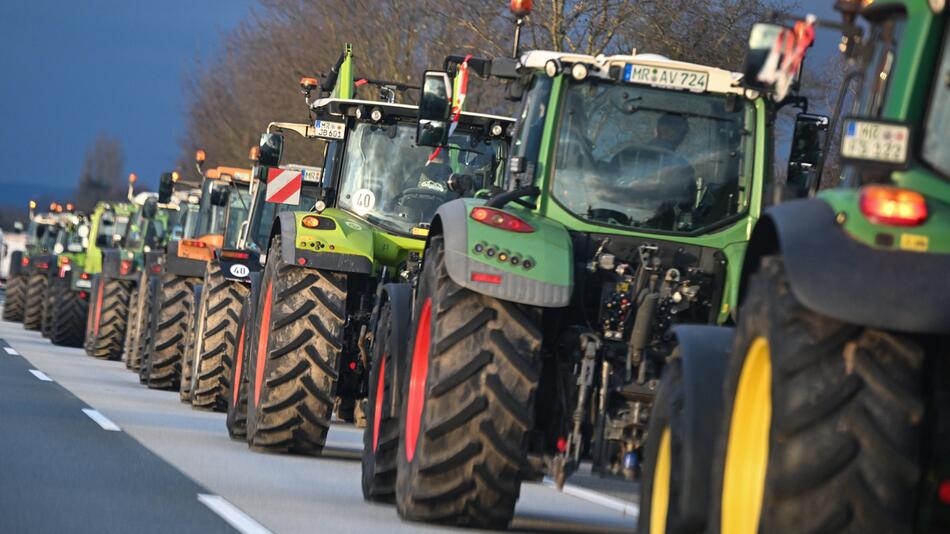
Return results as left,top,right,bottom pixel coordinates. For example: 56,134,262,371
313,120,346,140
76,280,91,289
303,168,322,183
841,119,909,164
624,64,708,92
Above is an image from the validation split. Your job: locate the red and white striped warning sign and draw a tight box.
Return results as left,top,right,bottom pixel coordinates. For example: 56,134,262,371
266,168,302,205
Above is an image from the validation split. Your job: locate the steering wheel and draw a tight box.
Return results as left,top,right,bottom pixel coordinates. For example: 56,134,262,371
393,187,451,219
587,208,631,226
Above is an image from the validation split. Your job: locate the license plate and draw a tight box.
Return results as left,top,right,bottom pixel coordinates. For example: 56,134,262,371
76,280,91,289
313,120,345,140
303,168,322,183
841,119,909,164
624,64,708,92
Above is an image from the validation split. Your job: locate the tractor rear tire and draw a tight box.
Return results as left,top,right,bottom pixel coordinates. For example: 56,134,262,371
145,273,198,390
85,277,131,360
395,237,542,528
3,273,26,322
710,256,923,534
192,262,248,411
179,284,203,402
50,282,87,347
132,272,157,375
246,236,345,455
362,299,399,503
124,285,140,369
22,273,48,330
226,302,253,440
41,274,57,338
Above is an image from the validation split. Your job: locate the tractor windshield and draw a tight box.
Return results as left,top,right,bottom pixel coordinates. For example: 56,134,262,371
338,122,503,235
223,186,252,248
125,209,168,251
245,182,321,251
551,81,754,233
922,20,949,180
32,222,60,252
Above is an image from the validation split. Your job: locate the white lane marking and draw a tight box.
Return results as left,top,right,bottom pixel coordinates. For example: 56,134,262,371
198,494,272,534
4,347,19,355
29,369,53,381
81,408,121,431
541,477,639,517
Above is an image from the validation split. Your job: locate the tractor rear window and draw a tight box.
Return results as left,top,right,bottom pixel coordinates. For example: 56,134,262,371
922,24,950,179
551,80,754,233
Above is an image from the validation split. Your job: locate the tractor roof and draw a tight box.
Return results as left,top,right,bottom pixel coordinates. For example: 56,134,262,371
519,50,745,95
311,98,514,126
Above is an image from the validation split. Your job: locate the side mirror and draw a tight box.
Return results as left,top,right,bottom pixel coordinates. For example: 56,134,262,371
743,23,786,93
142,198,159,219
158,173,175,204
259,133,284,168
209,184,230,207
786,113,829,197
446,173,474,194
77,225,90,238
416,71,452,148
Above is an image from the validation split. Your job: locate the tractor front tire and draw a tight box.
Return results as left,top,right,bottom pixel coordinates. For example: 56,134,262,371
246,236,345,455
395,237,542,528
22,272,48,330
3,273,26,322
710,256,923,534
362,299,400,503
85,277,130,360
50,282,87,347
145,273,198,390
192,262,248,411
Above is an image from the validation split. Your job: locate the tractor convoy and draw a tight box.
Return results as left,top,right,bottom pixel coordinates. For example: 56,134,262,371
2,0,947,531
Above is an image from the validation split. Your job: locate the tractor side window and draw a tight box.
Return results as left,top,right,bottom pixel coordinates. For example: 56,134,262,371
922,25,950,180
505,76,553,188
856,15,906,118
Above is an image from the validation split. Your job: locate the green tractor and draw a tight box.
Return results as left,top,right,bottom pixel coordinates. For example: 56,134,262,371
45,210,93,346
641,2,950,533
233,44,514,455
357,3,830,527
137,164,252,391
184,134,323,415
17,206,64,330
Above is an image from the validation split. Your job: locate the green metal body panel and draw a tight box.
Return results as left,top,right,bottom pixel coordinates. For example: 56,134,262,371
294,209,424,275
84,202,136,275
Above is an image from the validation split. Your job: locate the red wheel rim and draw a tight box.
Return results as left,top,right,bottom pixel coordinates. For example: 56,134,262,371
92,281,104,338
233,322,246,406
372,352,386,451
404,298,432,463
253,281,273,405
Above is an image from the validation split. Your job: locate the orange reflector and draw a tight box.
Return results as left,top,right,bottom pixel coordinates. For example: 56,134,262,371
511,0,533,17
471,272,503,284
300,77,319,90
859,186,928,226
61,257,70,265
301,216,321,229
182,239,207,248
80,272,90,280
195,149,206,163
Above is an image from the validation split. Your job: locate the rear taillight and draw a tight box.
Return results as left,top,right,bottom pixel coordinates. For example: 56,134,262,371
79,272,90,280
119,260,132,275
221,250,250,260
470,207,535,233
859,186,928,227
182,239,207,248
939,480,950,505
21,257,29,266
60,257,70,265
150,264,162,273
471,272,503,284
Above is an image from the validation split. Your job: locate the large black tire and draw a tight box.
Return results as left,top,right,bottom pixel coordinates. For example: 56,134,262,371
179,283,203,402
2,273,26,322
41,273,57,338
138,275,161,383
22,272,48,330
226,302,253,440
246,236,345,454
709,256,923,534
191,262,248,411
124,284,141,369
145,273,199,390
395,237,542,528
131,271,156,374
85,277,131,360
50,281,88,347
362,299,400,503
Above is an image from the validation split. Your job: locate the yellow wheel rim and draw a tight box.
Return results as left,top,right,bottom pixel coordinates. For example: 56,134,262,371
721,336,772,534
650,427,672,534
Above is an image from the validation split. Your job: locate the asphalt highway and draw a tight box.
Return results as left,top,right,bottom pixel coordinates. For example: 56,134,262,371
0,305,638,533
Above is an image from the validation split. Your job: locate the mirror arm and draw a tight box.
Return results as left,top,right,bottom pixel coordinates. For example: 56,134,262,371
267,122,316,139
486,185,540,209
812,68,863,194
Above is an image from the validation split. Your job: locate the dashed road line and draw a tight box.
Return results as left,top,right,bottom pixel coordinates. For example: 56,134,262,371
541,477,639,517
81,408,121,431
4,346,19,355
198,494,273,534
28,369,53,381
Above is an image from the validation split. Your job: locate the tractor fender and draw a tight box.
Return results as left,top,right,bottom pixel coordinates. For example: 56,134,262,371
668,325,734,527
375,283,413,418
742,199,950,335
165,241,207,278
275,211,373,274
429,199,572,308
9,251,24,276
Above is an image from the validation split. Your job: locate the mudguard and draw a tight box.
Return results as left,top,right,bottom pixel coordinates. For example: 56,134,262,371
669,325,734,528
376,283,412,417
165,241,207,278
9,251,24,276
276,211,373,274
215,249,261,284
743,199,950,335
430,199,572,308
